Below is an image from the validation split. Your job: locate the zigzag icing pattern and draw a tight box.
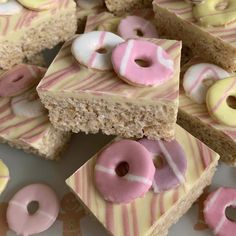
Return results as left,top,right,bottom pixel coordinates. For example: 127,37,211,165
66,125,218,236
37,37,181,103
154,0,236,46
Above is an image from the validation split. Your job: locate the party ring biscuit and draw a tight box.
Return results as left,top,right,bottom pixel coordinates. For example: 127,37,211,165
206,77,236,127
0,0,23,15
71,31,124,71
17,0,58,11
193,0,236,26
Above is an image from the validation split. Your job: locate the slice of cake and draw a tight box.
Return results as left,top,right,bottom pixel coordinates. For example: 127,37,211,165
153,0,236,72
37,33,182,141
66,125,219,236
0,0,77,70
178,58,236,165
0,64,70,160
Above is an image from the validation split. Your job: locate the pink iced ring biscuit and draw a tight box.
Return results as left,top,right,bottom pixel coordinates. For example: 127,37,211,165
94,139,155,203
117,15,158,40
7,183,59,236
0,64,45,97
111,39,174,87
204,187,236,236
183,63,229,104
138,138,187,193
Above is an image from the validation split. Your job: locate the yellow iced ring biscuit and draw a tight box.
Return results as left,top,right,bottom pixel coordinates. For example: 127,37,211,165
17,0,58,11
0,159,10,195
193,0,236,26
206,77,236,127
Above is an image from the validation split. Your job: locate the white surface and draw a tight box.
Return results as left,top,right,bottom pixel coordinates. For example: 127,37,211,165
0,131,236,236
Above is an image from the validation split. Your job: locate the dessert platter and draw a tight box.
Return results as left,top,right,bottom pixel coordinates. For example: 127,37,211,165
1,0,236,236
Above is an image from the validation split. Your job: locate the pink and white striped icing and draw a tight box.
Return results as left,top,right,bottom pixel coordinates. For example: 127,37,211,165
71,31,124,71
95,139,155,203
117,15,158,40
7,183,59,236
66,125,219,236
138,138,187,193
0,0,23,15
0,0,73,38
204,187,236,236
0,64,66,157
112,39,174,87
183,63,230,104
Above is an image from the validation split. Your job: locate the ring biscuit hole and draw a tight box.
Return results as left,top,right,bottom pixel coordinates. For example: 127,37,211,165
96,47,108,54
13,75,24,83
115,162,129,177
153,155,166,169
215,1,228,11
134,29,144,37
225,206,236,222
27,201,39,215
135,58,152,68
227,96,236,109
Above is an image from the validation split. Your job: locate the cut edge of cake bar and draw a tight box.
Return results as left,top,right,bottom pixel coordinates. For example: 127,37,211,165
178,110,236,166
152,1,236,72
0,3,77,70
38,91,179,141
105,0,152,15
0,128,71,160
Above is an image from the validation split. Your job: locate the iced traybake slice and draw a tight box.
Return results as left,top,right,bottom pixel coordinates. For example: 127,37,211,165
0,64,70,160
66,125,219,236
105,0,152,15
178,58,236,165
0,0,77,70
153,0,236,72
37,32,182,141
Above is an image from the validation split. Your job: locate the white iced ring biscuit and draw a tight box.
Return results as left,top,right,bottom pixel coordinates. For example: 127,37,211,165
0,0,23,15
71,31,124,71
183,63,229,104
11,90,46,118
